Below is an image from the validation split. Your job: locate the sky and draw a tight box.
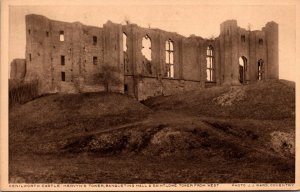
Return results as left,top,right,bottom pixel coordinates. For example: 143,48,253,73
8,0,297,81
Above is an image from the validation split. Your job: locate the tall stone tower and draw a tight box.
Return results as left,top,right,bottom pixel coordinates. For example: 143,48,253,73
263,22,279,79
219,20,279,85
219,20,240,85
25,14,52,93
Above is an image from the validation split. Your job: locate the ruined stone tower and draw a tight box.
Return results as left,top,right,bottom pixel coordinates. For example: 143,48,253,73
219,20,279,85
10,14,279,100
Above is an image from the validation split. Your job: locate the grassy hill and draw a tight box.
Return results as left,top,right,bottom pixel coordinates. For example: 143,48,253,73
143,79,295,120
9,80,295,183
10,92,151,146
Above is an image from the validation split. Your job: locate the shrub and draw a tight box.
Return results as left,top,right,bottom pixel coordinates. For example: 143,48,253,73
94,66,122,92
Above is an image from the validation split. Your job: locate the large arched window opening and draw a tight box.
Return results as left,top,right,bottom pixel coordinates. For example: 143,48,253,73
258,59,264,80
142,35,151,61
141,35,152,75
165,39,174,78
239,56,247,84
123,33,129,72
206,45,214,82
123,33,127,52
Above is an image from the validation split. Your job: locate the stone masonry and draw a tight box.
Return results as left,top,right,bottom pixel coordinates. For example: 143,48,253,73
10,14,278,100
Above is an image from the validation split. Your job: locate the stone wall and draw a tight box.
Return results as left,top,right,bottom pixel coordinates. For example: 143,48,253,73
121,24,207,100
10,59,26,80
17,14,278,100
136,77,202,101
264,22,279,79
25,14,124,95
218,20,278,85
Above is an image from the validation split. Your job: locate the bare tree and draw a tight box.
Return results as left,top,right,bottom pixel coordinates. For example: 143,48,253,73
94,66,121,92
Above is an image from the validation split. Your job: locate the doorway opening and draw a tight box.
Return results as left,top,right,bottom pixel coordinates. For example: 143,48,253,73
239,56,247,84
258,59,264,80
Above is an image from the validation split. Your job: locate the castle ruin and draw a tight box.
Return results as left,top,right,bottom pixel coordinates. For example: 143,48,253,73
10,14,278,100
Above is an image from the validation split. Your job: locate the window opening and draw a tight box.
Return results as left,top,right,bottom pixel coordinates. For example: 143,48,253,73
142,35,152,75
61,55,65,65
60,31,64,41
61,72,65,81
165,39,174,78
206,45,214,82
241,35,246,42
93,36,97,45
93,56,98,65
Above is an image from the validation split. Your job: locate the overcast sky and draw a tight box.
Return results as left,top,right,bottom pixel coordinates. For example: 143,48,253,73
8,0,296,81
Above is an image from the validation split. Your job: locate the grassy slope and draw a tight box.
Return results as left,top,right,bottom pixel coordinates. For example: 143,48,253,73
9,80,295,183
10,92,151,145
143,79,295,120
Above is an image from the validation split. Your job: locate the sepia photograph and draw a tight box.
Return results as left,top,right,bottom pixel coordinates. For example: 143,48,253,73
1,0,299,190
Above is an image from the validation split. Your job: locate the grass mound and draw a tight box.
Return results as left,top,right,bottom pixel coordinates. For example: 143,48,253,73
143,79,295,120
9,92,152,150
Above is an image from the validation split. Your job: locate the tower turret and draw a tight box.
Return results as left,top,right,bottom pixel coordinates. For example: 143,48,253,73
219,20,240,85
263,21,279,79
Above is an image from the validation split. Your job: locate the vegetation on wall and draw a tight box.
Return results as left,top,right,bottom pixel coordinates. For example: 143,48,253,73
94,66,122,92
